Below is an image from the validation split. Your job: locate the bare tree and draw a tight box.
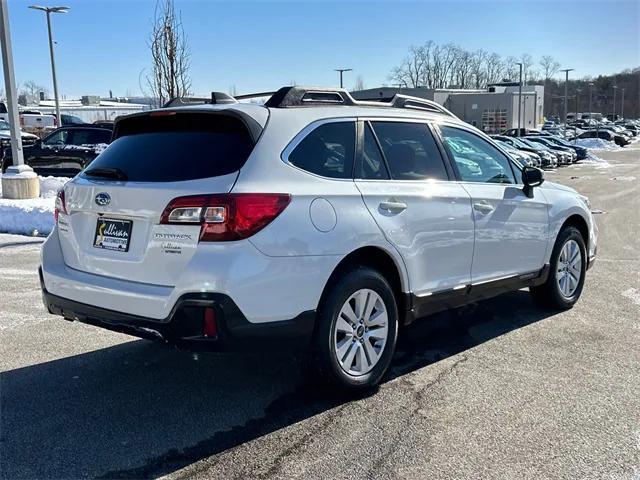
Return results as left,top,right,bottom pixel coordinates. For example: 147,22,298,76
504,56,519,81
485,52,504,84
390,44,428,88
146,0,191,106
354,75,365,91
20,80,48,99
539,55,560,80
520,53,534,83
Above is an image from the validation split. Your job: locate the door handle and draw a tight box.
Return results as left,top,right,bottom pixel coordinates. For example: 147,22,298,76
379,201,407,213
473,201,495,214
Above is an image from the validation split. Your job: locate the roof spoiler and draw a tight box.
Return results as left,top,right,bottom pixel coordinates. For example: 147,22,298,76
163,92,238,108
262,86,457,117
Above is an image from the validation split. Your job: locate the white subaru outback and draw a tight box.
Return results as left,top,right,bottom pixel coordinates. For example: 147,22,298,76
40,87,598,389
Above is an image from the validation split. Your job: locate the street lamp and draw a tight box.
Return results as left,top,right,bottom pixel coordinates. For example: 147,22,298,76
588,82,594,121
612,85,618,121
620,88,625,119
334,68,352,89
560,68,574,125
28,5,69,126
515,62,523,136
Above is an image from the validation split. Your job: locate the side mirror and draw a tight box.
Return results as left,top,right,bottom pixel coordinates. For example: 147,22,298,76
522,166,544,196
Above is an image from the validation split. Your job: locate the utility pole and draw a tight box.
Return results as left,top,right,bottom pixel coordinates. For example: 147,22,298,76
560,68,574,125
334,68,352,89
29,5,69,127
612,85,617,121
516,62,523,136
0,0,39,199
588,82,594,122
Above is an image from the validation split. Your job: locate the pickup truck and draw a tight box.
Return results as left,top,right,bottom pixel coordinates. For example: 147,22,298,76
0,102,57,136
0,119,40,150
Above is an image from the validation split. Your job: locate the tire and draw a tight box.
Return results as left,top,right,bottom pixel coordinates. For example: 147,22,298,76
314,266,398,390
531,226,587,309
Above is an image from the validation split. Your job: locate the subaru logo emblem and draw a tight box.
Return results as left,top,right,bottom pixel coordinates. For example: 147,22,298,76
95,192,111,206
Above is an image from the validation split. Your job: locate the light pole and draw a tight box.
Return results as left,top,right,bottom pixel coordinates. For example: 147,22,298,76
516,62,523,136
620,88,625,119
334,68,352,89
29,5,69,127
575,88,581,121
612,85,617,121
588,82,594,122
560,68,574,125
0,0,39,198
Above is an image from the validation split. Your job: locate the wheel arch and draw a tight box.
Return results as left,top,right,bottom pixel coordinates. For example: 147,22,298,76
317,245,408,320
560,213,589,249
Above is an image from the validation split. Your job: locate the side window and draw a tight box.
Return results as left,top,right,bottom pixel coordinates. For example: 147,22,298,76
439,126,516,184
370,122,448,181
43,129,68,146
288,121,355,179
357,123,389,180
69,129,111,145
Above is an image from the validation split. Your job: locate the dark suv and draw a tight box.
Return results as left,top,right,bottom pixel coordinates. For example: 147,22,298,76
2,126,112,176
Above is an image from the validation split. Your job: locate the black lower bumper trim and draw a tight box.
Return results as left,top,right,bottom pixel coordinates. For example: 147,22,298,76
40,269,316,352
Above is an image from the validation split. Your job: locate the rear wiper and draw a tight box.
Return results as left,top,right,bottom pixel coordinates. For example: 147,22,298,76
84,167,128,181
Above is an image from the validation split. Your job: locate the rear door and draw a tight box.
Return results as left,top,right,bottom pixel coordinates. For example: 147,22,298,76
354,119,474,295
57,110,259,286
437,124,549,283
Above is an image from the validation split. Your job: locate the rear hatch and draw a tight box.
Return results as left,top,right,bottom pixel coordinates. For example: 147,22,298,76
56,108,264,286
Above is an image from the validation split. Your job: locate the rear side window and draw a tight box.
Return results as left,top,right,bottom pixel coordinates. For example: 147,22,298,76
370,122,448,180
84,113,254,182
288,121,355,179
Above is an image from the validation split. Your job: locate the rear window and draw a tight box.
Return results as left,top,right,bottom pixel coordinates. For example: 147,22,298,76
84,113,254,182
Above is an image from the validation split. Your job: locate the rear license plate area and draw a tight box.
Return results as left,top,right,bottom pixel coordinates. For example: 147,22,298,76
93,217,133,252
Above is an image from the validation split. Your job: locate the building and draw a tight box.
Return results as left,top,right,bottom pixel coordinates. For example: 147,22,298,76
351,84,544,134
28,97,150,123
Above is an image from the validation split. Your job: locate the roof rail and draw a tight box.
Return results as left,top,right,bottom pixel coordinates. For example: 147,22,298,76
163,92,237,108
263,86,457,117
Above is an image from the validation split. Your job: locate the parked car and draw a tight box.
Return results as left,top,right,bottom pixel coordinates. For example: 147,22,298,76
2,125,112,176
60,114,86,126
577,130,628,147
0,103,58,135
502,128,543,137
0,119,40,150
40,86,598,390
92,120,115,130
525,137,576,164
492,135,558,168
539,135,588,160
492,139,540,167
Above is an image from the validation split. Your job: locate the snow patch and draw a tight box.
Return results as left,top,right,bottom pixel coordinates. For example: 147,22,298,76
574,138,622,151
0,175,70,236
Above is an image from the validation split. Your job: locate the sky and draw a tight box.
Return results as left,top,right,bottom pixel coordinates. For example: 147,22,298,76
5,0,640,99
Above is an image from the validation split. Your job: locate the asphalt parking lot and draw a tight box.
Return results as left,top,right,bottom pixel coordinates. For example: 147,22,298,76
1,143,639,480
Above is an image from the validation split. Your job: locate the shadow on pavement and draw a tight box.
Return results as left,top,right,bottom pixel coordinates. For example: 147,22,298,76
1,290,557,479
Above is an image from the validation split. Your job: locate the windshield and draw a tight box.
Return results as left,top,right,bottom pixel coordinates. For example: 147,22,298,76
520,139,546,150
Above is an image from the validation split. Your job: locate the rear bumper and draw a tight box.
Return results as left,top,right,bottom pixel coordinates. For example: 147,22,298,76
40,268,316,351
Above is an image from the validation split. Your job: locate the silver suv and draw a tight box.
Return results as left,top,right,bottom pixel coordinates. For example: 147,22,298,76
41,87,598,389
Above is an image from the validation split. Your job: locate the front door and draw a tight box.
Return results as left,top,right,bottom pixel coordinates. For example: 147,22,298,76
437,125,549,284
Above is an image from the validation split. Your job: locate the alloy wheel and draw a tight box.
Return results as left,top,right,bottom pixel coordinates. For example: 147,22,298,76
334,289,389,376
556,239,582,298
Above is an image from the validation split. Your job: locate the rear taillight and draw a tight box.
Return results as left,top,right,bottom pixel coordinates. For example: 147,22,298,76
54,189,67,222
160,193,291,241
